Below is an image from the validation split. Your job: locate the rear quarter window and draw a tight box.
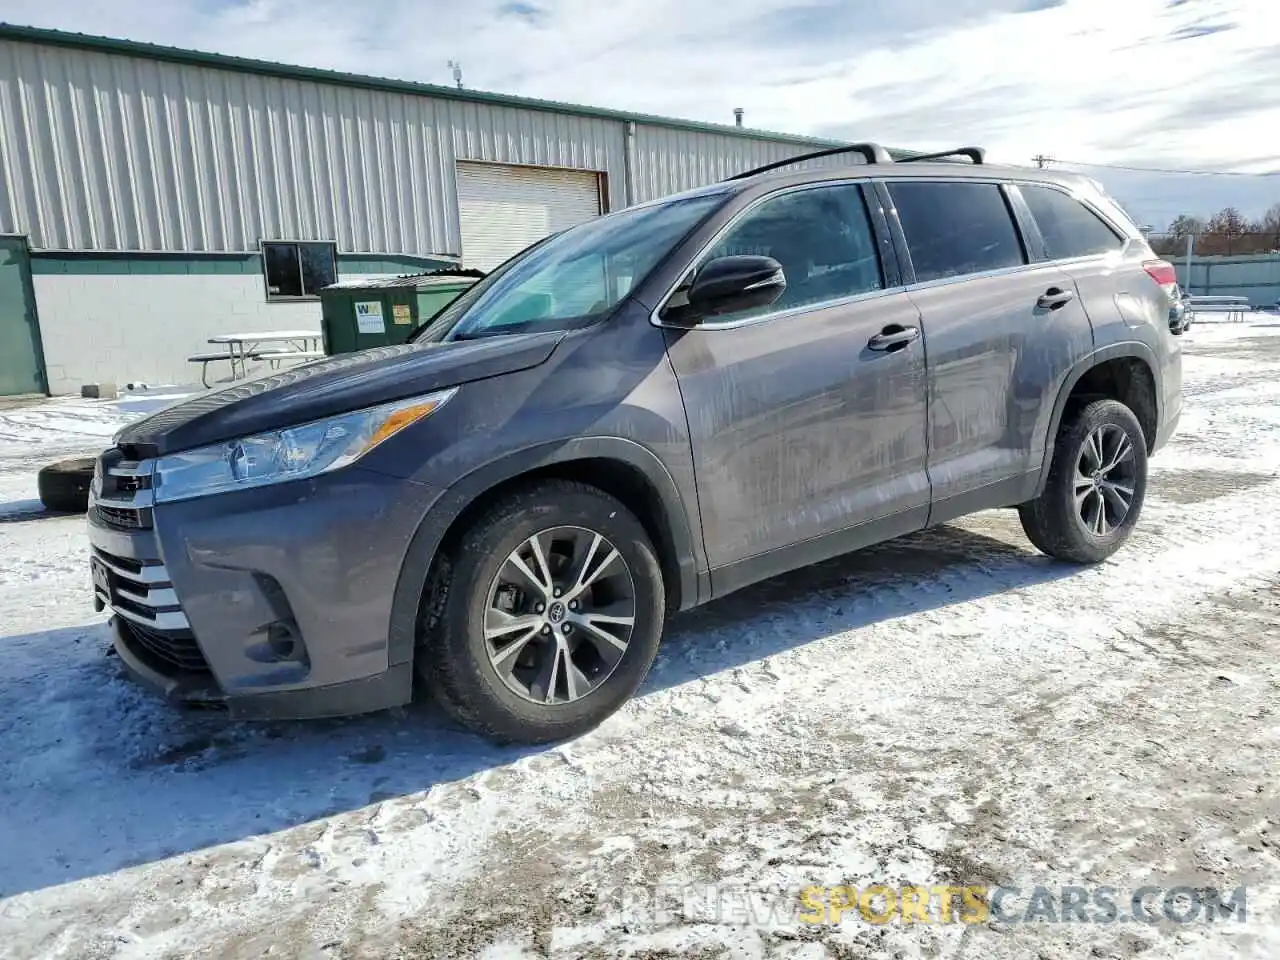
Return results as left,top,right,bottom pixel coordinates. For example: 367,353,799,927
1020,184,1125,260
889,181,1026,283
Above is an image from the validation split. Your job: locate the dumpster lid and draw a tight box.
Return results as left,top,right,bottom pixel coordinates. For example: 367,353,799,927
320,267,486,292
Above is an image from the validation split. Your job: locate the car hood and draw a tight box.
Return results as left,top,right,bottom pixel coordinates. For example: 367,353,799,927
115,331,565,456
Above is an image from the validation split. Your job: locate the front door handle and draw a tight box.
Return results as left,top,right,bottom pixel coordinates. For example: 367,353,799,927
867,324,921,352
1037,287,1075,310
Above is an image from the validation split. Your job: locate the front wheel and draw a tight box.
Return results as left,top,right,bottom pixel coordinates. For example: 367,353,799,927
1019,398,1149,564
419,480,665,744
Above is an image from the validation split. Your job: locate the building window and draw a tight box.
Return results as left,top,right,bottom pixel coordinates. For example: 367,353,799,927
261,241,337,299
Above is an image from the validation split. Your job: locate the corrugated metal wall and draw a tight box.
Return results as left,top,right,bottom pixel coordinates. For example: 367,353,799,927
629,125,854,204
1176,254,1280,303
0,37,841,257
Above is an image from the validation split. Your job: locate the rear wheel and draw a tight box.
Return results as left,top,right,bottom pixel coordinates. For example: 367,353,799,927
1019,399,1148,563
419,480,665,744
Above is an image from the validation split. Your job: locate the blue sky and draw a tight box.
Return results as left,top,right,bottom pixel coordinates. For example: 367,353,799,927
2,0,1277,229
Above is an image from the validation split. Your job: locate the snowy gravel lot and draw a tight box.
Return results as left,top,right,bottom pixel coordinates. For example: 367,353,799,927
3,324,1280,959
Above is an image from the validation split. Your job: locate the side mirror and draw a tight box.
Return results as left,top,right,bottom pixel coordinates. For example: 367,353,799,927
667,255,787,324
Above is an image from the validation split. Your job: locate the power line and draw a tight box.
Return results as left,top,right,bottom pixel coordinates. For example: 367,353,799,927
1050,158,1280,178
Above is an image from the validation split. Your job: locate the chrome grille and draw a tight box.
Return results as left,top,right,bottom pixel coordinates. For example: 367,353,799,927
114,474,146,494
93,449,155,531
120,620,211,675
92,546,190,632
96,505,144,529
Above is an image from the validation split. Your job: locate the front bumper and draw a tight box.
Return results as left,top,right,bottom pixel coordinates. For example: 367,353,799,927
106,615,414,719
89,451,437,719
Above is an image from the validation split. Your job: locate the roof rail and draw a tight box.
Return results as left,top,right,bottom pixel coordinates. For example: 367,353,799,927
897,146,986,165
726,142,895,180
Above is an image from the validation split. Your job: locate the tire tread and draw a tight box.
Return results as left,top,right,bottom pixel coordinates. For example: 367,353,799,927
418,479,664,744
1019,398,1148,564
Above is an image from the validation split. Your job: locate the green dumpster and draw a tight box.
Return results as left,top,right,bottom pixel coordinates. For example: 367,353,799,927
318,271,481,355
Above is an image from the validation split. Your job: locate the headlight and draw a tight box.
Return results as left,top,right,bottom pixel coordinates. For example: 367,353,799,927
153,388,456,503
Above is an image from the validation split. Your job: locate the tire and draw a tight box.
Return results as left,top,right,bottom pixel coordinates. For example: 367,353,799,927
37,456,96,513
418,480,665,744
1019,399,1148,564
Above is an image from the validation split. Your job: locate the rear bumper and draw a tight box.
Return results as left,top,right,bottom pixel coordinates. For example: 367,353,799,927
1153,399,1182,455
88,461,439,720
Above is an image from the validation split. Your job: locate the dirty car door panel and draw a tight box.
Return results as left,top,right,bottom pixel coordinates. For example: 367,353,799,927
1012,181,1178,452
660,182,929,591
885,179,1094,516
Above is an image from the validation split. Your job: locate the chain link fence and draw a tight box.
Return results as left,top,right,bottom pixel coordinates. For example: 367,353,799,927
1147,232,1280,258
1143,233,1280,307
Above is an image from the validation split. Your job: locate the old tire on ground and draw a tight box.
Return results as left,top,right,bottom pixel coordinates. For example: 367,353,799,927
37,456,96,514
418,479,665,745
1019,398,1148,564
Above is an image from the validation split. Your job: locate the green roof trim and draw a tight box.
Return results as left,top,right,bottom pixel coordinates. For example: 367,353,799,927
29,250,457,275
0,23,851,148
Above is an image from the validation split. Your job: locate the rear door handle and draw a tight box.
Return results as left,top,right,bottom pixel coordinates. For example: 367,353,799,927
867,324,921,352
1037,287,1075,310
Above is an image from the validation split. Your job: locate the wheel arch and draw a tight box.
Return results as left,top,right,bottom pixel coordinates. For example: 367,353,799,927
387,437,702,668
1034,342,1162,498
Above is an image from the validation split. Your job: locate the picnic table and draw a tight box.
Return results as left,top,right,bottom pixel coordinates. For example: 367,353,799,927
1186,296,1250,324
189,330,325,386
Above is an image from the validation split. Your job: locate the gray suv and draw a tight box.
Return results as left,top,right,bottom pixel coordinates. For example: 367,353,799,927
87,144,1183,743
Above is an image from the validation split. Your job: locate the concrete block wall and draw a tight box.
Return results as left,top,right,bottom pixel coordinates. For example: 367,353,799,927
29,254,452,394
33,272,322,393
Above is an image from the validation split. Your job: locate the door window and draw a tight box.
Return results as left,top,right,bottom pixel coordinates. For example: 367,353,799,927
889,181,1027,282
1019,184,1125,260
681,183,884,324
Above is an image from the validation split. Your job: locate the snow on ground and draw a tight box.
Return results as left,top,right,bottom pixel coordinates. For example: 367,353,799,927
2,329,1280,958
0,388,191,489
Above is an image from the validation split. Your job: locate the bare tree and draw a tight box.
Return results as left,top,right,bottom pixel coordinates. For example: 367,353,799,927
1255,203,1280,251
1167,214,1206,239
1201,207,1249,255
1150,206,1280,257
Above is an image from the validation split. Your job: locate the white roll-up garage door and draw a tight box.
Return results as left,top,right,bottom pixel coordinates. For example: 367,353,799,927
456,162,603,271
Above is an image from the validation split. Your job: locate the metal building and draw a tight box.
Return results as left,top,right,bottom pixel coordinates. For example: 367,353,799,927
0,24,864,395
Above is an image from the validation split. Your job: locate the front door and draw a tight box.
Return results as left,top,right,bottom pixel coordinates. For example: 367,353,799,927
0,237,46,396
660,181,930,593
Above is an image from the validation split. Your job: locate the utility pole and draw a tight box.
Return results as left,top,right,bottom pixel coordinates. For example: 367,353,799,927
1031,153,1053,169
1185,233,1194,295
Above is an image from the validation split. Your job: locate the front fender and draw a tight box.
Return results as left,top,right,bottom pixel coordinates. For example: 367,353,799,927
386,437,702,667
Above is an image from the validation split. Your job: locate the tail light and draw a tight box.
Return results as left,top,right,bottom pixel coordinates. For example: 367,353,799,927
1146,259,1188,335
1144,260,1179,300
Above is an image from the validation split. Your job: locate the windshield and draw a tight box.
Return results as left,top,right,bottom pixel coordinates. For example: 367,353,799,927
417,191,727,342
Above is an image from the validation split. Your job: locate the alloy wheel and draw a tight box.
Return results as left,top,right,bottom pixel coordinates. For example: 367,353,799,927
483,526,637,705
1074,424,1138,537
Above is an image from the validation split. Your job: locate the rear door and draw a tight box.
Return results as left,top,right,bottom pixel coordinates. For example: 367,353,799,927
660,181,930,590
0,237,46,396
1013,180,1182,448
1013,182,1134,336
882,179,1094,519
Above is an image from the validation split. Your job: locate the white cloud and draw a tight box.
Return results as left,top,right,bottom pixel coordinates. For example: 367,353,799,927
2,0,1278,227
